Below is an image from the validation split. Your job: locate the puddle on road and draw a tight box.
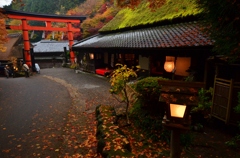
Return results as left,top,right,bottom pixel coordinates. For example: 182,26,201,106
82,84,100,89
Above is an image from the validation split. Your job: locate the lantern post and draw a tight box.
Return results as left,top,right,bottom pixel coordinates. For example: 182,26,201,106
159,80,203,158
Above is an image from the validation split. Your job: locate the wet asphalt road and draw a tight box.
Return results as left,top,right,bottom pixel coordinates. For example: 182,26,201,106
0,67,117,157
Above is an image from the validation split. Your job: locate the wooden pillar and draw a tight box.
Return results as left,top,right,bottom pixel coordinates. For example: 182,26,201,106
67,22,74,63
22,19,31,66
170,129,182,158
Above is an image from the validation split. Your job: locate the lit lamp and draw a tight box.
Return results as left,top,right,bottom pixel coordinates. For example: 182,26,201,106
164,56,175,72
170,104,186,118
162,102,191,158
89,53,94,60
159,80,199,158
165,103,191,126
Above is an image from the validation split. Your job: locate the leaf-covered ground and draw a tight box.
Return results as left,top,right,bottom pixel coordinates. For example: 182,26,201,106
45,75,240,158
2,74,240,157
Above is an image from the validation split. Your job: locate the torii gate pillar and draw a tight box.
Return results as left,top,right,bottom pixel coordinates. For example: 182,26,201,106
67,22,75,63
22,19,31,66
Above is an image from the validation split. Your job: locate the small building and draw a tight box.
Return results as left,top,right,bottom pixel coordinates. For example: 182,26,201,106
32,40,77,68
0,33,23,76
0,33,23,64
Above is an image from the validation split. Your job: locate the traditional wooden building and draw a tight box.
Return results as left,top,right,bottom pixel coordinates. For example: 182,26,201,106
0,33,23,76
72,0,215,89
32,40,77,68
0,33,23,63
72,21,214,85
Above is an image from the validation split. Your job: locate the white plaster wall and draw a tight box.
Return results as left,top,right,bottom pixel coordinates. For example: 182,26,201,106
139,55,149,70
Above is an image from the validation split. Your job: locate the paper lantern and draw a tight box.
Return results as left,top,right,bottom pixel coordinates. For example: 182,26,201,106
164,56,175,72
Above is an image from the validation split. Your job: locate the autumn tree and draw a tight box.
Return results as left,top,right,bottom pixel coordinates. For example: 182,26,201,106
74,0,118,38
109,64,139,124
0,10,8,52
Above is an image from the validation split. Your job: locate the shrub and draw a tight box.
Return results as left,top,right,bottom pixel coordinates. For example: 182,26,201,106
109,64,138,124
134,77,168,106
225,92,240,148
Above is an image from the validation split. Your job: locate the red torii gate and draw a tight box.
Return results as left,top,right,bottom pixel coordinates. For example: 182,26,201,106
2,9,86,66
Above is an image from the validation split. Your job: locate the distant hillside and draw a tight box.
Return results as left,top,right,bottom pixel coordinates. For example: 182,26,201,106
67,0,119,38
11,0,86,15
100,0,201,33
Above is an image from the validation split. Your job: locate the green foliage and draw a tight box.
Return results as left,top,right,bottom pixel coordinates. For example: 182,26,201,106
225,134,240,149
191,87,213,113
234,92,240,114
130,100,164,142
100,0,200,32
15,0,86,14
133,77,168,105
130,100,193,147
196,0,240,63
110,64,138,124
70,63,78,69
110,64,137,95
226,92,240,148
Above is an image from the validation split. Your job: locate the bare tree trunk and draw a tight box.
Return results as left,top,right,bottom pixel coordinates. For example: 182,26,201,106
123,87,130,125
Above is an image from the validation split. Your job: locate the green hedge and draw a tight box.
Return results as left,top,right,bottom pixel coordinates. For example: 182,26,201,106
133,77,168,106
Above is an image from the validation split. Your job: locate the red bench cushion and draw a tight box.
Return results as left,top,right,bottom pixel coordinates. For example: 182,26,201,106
96,68,112,76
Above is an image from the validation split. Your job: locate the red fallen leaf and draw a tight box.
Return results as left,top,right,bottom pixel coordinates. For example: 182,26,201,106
2,149,11,153
42,145,48,150
138,142,143,147
74,146,78,149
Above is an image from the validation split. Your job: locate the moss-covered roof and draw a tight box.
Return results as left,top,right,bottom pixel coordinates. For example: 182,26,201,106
99,0,201,33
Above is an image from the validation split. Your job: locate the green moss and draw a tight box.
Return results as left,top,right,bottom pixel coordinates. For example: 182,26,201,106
100,0,201,32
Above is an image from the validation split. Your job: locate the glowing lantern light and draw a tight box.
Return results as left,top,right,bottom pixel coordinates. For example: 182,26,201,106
170,104,187,118
164,56,175,72
89,53,94,59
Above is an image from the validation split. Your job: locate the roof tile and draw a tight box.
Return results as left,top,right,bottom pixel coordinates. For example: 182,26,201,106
73,21,214,50
33,40,77,53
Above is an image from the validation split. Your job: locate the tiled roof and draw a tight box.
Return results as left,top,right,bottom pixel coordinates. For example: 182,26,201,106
72,21,214,50
33,40,77,53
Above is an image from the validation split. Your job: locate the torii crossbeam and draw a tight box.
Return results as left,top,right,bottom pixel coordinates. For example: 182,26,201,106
1,9,86,66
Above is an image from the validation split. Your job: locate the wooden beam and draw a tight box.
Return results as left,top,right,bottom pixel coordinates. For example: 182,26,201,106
7,14,81,23
6,25,80,31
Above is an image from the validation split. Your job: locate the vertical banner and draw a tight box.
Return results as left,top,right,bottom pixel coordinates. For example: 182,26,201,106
52,32,55,39
42,31,45,39
30,30,34,39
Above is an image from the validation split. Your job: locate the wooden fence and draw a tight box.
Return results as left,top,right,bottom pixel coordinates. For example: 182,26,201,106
212,76,240,125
